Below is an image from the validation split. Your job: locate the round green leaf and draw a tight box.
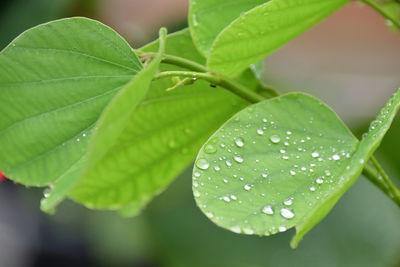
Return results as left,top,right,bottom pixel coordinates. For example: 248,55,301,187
193,90,400,246
193,93,357,236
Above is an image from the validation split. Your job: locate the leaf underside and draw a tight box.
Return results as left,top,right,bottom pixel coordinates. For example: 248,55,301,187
193,89,400,247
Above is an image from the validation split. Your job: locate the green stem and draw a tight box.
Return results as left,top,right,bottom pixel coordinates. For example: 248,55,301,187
362,164,391,197
370,156,400,207
137,52,208,73
154,70,265,103
362,0,400,28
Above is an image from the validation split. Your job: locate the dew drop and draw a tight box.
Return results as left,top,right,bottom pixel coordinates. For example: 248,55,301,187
235,137,245,147
309,186,316,192
280,208,295,219
243,228,254,235
316,178,324,184
290,170,296,176
279,226,287,232
226,161,232,167
262,205,274,215
196,158,209,170
311,152,319,158
286,131,292,135
284,198,293,206
230,226,241,233
244,184,252,191
332,154,340,161
193,171,201,177
204,144,217,154
43,188,51,198
194,190,200,197
214,165,221,171
269,135,281,144
261,173,268,178
231,195,237,200
257,129,264,135
234,155,244,163
222,196,231,202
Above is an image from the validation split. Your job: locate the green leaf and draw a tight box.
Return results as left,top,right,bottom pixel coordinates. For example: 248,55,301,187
193,89,400,247
364,0,400,30
189,0,267,56
45,28,273,214
0,17,142,186
207,0,349,76
67,29,167,210
48,29,251,213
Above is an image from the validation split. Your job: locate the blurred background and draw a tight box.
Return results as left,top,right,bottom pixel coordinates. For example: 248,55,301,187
0,0,400,266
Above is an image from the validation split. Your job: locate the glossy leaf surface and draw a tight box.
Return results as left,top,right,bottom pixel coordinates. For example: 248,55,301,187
193,90,400,247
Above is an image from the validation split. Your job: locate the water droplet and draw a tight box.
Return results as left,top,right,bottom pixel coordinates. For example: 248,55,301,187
194,171,200,177
76,138,80,142
261,173,268,178
231,195,237,200
359,159,365,164
194,190,200,197
316,178,324,184
205,212,214,218
235,137,244,147
284,198,293,206
222,196,231,202
204,144,217,154
282,155,289,160
332,154,340,161
286,131,292,135
279,226,287,232
311,152,319,158
290,170,296,176
234,155,244,163
214,165,221,171
244,184,252,191
226,161,232,167
262,205,274,215
223,179,228,183
43,188,51,198
280,149,286,154
230,226,241,233
269,135,281,144
309,186,316,192
257,129,264,135
280,208,295,219
196,158,209,170
243,228,254,235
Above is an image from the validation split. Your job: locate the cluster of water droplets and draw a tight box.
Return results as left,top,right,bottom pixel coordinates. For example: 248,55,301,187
193,103,356,235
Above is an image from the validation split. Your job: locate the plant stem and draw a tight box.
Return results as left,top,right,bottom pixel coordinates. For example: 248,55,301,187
362,0,400,28
369,156,400,207
137,52,208,73
154,70,265,103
